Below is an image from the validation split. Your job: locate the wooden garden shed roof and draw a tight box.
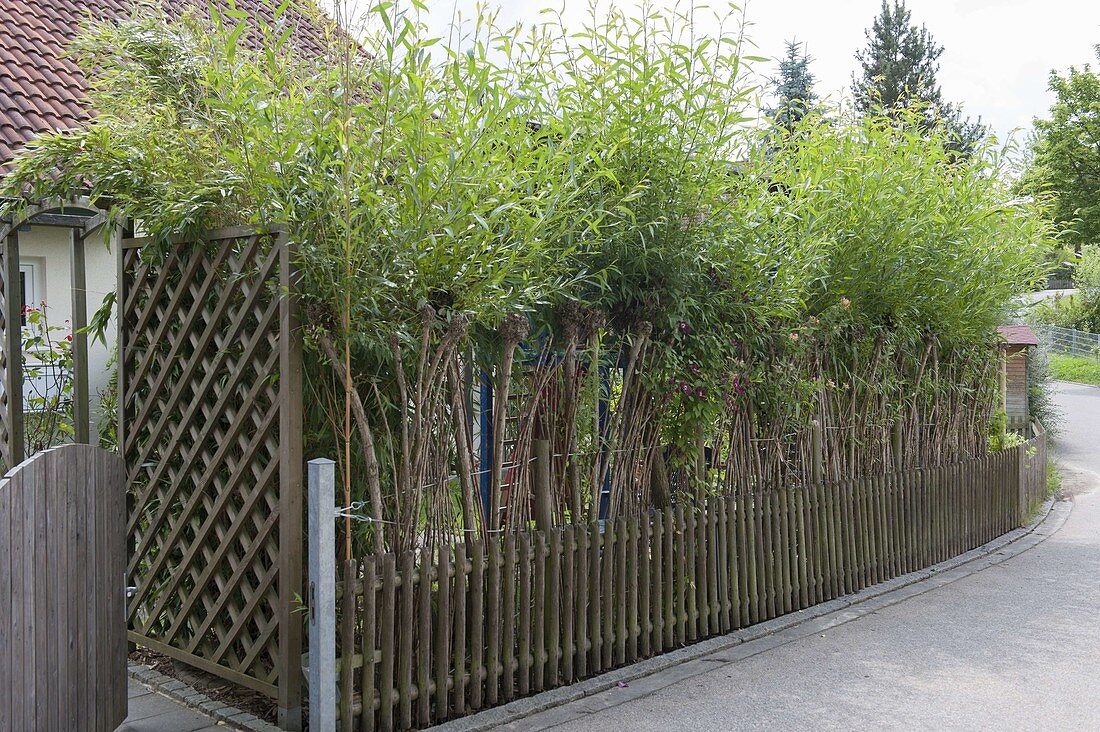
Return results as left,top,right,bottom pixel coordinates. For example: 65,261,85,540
997,324,1039,347
0,0,336,166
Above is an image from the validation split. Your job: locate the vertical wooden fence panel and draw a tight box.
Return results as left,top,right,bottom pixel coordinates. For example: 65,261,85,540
0,445,126,731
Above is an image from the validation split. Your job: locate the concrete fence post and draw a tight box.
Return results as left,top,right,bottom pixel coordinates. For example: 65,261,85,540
308,458,337,731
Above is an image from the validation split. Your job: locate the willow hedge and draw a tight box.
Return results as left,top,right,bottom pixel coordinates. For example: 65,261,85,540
1,1,1055,552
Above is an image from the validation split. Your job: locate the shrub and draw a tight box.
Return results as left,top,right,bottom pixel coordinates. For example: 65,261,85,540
0,1,1055,550
20,304,75,456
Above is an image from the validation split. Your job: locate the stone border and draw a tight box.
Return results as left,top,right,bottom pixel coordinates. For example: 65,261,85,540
127,662,282,732
432,496,1071,732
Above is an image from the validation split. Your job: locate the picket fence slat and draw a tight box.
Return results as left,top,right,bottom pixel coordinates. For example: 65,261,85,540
574,527,589,678
561,527,576,684
586,523,600,676
533,532,546,693
517,534,531,697
379,555,396,731
341,559,356,732
601,521,614,670
337,433,1046,730
501,535,516,701
361,558,377,732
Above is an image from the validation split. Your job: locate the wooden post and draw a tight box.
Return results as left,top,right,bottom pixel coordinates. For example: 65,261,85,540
307,459,337,731
69,228,89,444
999,348,1008,416
1016,443,1027,526
3,230,24,467
278,232,305,731
533,439,554,532
695,434,706,498
114,226,126,462
811,421,823,485
114,226,134,658
891,420,903,473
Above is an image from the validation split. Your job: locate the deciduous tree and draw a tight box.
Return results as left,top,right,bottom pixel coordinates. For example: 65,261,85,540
1019,47,1100,252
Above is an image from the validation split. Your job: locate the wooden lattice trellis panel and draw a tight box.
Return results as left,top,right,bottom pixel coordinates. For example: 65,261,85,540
0,232,24,470
120,226,303,724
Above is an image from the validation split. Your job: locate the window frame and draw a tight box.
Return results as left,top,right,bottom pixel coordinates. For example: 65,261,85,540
18,259,41,328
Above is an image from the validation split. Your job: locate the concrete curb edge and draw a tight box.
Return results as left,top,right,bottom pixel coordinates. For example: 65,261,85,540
127,662,282,732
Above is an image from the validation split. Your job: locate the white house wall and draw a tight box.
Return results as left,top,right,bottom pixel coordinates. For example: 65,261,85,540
18,223,117,436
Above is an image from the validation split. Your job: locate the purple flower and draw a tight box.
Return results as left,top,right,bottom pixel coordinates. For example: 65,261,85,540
695,387,707,399
677,320,692,335
688,362,701,376
680,382,693,395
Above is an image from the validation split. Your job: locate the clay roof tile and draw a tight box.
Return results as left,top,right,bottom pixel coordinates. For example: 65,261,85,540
1,0,337,170
997,325,1039,347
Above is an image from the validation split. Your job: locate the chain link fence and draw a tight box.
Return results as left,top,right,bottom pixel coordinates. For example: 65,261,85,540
1037,324,1100,361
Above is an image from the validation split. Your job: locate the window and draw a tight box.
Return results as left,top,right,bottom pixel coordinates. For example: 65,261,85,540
18,260,39,327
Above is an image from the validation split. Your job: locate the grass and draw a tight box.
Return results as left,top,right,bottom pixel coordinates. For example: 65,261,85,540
1022,458,1061,525
1049,353,1100,385
1047,459,1062,498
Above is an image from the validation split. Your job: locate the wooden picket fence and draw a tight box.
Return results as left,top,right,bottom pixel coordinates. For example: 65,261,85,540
1019,421,1048,520
334,432,1046,731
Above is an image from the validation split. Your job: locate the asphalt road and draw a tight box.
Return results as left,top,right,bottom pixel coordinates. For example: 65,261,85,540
1051,381,1100,476
507,382,1100,732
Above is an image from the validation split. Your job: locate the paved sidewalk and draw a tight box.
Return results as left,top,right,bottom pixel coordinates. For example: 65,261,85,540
117,679,223,732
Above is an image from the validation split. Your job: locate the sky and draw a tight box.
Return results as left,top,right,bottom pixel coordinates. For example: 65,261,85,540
326,0,1100,146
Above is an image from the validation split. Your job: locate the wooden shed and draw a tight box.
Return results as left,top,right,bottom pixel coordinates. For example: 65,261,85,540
997,325,1038,429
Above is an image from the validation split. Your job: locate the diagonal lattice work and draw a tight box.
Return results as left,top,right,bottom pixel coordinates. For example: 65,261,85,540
0,246,13,469
120,226,303,718
0,233,21,471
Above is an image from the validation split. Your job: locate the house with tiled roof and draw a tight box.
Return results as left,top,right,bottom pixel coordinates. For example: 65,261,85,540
0,0,336,435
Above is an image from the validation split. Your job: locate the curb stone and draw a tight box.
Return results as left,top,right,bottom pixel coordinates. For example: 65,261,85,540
431,496,1070,732
127,663,281,732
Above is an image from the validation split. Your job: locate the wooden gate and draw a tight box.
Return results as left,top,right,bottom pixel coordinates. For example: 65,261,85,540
0,444,127,731
118,226,304,728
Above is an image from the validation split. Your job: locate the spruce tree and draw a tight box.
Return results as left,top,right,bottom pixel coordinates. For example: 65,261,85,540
770,40,816,131
852,0,986,157
852,0,943,112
